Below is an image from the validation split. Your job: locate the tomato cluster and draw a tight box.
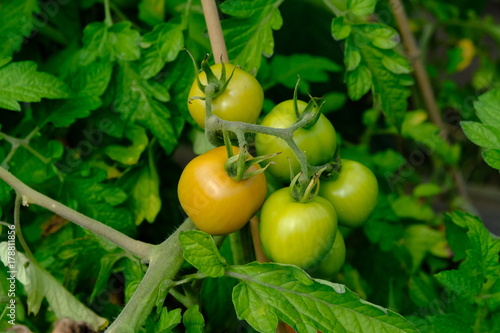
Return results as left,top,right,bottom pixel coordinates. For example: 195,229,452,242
179,62,378,280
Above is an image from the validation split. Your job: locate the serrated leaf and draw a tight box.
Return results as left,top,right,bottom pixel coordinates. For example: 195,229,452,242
183,305,205,333
141,20,185,78
90,252,128,302
483,149,500,170
0,243,108,330
221,0,283,73
0,0,40,58
473,88,500,126
365,26,400,49
461,121,500,149
346,64,372,100
0,61,70,111
266,54,342,92
345,47,361,71
105,125,149,165
118,161,162,225
40,62,113,127
228,262,418,333
114,63,181,154
409,273,439,308
402,225,444,271
347,0,377,16
382,55,412,74
156,307,182,332
179,230,228,277
435,269,481,300
139,0,166,26
81,21,140,64
343,25,411,129
331,16,352,40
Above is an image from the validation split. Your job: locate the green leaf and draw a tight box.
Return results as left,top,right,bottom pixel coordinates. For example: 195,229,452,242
118,161,162,225
0,0,40,58
413,183,442,197
155,307,182,332
389,195,434,222
382,55,412,74
0,61,70,111
179,230,228,278
435,269,481,301
61,167,135,235
139,0,166,26
409,273,439,308
347,0,377,16
264,54,342,92
39,61,113,127
346,64,372,100
114,63,180,154
403,111,460,165
483,149,500,170
342,25,412,129
444,212,471,262
81,22,141,64
228,262,418,333
331,16,352,40
402,225,444,271
345,47,361,71
221,0,283,73
473,87,500,126
90,252,128,302
105,125,149,165
461,121,500,149
364,25,400,49
0,243,108,330
201,277,239,330
141,20,185,79
183,305,205,333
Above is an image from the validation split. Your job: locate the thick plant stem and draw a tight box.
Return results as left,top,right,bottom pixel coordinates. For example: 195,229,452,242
201,0,229,63
105,219,196,333
389,0,443,129
0,167,153,260
389,0,470,203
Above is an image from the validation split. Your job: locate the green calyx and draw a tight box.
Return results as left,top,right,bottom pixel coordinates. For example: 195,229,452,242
292,78,324,129
189,54,237,102
289,167,327,203
224,145,279,182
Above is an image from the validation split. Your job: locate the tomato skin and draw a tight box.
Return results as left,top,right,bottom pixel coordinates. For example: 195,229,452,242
255,100,337,183
308,231,345,279
319,159,378,228
178,146,267,235
187,63,264,128
260,188,338,269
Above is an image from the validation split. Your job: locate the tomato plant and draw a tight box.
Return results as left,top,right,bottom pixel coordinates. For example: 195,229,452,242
1,0,500,332
255,100,337,183
178,146,267,235
187,63,264,128
319,159,378,228
259,187,338,269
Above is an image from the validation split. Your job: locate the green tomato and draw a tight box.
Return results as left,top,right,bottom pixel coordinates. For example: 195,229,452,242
255,100,337,183
260,187,338,269
308,231,345,279
319,159,378,228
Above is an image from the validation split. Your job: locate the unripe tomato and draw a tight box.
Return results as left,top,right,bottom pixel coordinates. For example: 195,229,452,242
255,100,337,183
187,63,264,128
178,146,267,235
319,159,378,228
308,231,345,279
260,187,338,269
